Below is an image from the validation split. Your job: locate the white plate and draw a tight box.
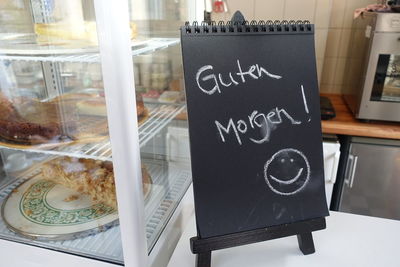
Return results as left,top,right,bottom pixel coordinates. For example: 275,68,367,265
2,175,118,240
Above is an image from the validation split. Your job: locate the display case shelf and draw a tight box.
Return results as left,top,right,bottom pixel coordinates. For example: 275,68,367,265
143,160,192,250
0,104,186,161
0,158,191,264
0,38,179,63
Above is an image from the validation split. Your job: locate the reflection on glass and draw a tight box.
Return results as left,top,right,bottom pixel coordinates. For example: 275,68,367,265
129,0,189,38
135,47,185,102
0,0,138,49
371,54,400,102
0,0,33,34
135,44,191,252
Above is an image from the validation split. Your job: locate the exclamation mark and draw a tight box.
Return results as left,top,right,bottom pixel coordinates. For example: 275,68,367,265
301,85,311,122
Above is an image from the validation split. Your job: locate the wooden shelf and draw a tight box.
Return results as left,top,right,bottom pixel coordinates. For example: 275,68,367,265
321,94,400,140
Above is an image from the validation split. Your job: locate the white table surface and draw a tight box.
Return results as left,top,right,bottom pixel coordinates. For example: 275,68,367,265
167,211,400,267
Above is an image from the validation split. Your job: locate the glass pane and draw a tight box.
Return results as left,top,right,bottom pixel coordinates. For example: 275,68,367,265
371,54,400,103
129,0,192,252
0,64,125,265
135,46,191,252
0,0,125,264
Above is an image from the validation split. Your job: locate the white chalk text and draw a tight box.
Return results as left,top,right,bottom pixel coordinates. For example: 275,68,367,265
196,60,282,95
215,107,301,145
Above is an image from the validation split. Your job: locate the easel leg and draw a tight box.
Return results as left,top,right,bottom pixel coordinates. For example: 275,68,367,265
297,232,315,255
195,251,211,267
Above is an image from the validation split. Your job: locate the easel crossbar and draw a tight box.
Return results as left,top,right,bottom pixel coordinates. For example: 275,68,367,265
190,217,326,254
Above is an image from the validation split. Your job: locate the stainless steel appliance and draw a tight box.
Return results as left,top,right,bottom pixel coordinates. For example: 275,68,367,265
338,137,400,220
343,12,400,122
388,0,400,12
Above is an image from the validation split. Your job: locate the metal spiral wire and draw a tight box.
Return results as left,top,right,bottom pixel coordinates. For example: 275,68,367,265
183,20,312,33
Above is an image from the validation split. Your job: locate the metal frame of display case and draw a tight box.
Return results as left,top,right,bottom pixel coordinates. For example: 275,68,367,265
95,1,148,265
0,0,204,266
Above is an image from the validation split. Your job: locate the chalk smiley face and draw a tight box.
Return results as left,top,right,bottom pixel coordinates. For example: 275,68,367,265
264,148,310,196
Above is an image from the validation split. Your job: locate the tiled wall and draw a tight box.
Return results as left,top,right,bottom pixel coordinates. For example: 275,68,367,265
320,0,376,93
211,0,332,85
211,0,378,93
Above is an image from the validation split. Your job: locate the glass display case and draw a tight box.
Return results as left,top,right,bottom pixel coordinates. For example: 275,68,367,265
0,0,201,266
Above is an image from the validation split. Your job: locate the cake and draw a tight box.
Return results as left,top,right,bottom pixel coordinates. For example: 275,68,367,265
77,98,108,116
158,91,182,103
0,92,148,145
76,93,148,124
41,157,152,208
141,90,160,103
49,93,109,140
0,93,77,144
35,21,137,45
51,93,97,102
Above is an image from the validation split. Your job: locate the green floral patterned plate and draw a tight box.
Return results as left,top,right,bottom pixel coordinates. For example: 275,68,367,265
1,175,119,240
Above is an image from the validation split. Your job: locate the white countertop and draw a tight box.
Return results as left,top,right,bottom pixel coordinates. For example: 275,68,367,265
167,211,400,267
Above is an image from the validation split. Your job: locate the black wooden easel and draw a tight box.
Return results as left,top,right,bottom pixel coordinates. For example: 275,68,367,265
190,217,326,267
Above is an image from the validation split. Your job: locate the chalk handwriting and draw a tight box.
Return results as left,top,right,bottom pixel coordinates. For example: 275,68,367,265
264,148,311,196
215,107,302,145
196,59,282,95
215,119,242,145
300,85,311,122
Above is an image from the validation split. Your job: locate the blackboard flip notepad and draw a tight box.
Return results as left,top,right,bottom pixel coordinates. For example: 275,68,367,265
181,19,329,239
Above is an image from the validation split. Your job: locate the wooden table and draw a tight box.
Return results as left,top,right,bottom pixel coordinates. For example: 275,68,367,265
321,94,400,140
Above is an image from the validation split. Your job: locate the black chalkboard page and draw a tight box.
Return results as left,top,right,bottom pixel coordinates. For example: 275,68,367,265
181,19,329,239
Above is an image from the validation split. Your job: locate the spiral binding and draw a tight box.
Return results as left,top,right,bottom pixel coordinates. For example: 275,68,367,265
184,20,312,34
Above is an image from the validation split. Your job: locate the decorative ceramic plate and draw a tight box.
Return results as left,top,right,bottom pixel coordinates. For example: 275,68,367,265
2,175,119,241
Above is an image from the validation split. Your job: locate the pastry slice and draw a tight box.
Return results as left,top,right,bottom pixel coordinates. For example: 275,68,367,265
41,157,152,209
0,93,77,145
